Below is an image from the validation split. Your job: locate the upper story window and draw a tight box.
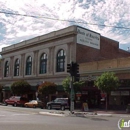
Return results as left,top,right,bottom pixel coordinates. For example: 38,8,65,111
26,56,32,75
14,59,20,76
4,61,9,77
56,49,65,72
39,53,47,74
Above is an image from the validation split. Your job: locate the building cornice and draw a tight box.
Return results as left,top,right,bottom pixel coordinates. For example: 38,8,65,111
0,26,77,55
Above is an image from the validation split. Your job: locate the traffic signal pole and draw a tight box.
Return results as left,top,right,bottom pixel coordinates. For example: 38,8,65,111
70,76,74,113
67,61,80,113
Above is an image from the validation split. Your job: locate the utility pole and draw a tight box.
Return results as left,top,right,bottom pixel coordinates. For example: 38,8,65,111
67,61,80,113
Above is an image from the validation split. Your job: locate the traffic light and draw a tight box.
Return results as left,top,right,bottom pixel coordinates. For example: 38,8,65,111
67,63,72,74
72,62,80,81
67,62,80,79
73,63,79,75
74,74,80,82
71,62,79,75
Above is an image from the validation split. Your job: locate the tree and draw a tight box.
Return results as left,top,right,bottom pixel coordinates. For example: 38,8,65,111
11,80,31,95
62,76,71,94
38,81,57,103
62,76,85,95
94,72,119,110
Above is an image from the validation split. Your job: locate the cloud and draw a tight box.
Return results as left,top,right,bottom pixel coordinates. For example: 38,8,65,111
0,0,130,52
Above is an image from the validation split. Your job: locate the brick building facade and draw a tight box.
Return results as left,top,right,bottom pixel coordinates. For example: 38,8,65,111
0,25,130,109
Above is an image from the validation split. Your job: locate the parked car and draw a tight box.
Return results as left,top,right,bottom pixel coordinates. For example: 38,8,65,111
46,98,69,111
24,100,45,109
4,96,28,107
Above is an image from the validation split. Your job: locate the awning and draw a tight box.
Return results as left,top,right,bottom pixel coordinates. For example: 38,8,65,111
2,86,11,91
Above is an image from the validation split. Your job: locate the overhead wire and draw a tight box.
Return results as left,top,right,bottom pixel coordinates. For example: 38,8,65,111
0,11,130,30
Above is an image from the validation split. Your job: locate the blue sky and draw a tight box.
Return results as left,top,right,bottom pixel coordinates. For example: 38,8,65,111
0,0,130,51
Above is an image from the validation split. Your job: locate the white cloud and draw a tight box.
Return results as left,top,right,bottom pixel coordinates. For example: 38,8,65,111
0,0,130,51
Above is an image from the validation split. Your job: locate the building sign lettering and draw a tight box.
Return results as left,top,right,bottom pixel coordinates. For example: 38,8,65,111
77,27,100,49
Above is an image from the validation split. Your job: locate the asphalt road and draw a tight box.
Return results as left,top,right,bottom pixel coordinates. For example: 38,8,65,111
0,105,130,130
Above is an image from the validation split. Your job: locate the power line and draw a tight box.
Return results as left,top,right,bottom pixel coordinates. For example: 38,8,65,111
0,11,130,30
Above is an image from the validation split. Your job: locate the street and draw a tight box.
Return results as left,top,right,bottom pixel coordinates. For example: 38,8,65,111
0,105,130,130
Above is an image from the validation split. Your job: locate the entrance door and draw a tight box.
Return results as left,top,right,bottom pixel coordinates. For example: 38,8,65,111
87,91,100,108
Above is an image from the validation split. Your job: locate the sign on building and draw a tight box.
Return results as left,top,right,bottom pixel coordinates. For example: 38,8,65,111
111,91,120,96
77,27,100,49
121,91,129,96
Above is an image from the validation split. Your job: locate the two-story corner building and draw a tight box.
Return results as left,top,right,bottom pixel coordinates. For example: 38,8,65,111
0,25,130,109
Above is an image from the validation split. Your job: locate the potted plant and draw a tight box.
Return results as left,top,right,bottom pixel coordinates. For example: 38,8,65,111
126,104,130,113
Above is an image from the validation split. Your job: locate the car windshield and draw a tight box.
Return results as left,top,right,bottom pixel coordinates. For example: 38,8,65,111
30,100,37,103
54,98,59,102
54,98,67,103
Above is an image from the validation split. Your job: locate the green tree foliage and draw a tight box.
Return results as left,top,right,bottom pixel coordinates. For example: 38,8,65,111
11,80,31,95
73,81,85,93
94,72,119,94
38,81,57,95
94,72,119,110
62,76,85,94
62,76,71,94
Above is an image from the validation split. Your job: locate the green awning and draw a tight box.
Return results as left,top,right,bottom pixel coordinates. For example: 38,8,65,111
2,86,11,91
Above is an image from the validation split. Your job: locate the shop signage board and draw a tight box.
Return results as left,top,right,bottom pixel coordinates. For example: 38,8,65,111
111,91,120,96
121,91,129,96
82,102,89,111
77,27,100,49
111,91,130,96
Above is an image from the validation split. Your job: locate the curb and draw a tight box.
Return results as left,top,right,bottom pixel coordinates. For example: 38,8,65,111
72,112,112,117
39,112,67,117
39,111,112,117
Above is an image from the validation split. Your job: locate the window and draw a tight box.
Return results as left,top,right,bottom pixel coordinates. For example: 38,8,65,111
14,59,20,76
4,61,9,77
39,53,47,74
26,56,32,75
56,49,65,72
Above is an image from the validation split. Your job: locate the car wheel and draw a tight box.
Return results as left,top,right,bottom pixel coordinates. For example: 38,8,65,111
25,105,28,108
14,103,17,107
5,102,8,106
47,105,51,110
61,106,65,111
33,105,36,108
40,106,43,109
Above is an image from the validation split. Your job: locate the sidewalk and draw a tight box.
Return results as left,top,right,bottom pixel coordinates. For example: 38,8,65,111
39,109,130,117
75,109,128,114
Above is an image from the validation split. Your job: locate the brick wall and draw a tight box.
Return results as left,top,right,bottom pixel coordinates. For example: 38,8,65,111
76,36,130,63
79,57,130,73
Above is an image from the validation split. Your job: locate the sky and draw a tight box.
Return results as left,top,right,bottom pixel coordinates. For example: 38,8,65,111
0,0,130,52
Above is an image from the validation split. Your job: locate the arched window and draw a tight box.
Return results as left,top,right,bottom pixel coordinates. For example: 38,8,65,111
4,61,9,77
26,56,32,75
39,53,47,74
14,59,20,76
56,49,65,72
